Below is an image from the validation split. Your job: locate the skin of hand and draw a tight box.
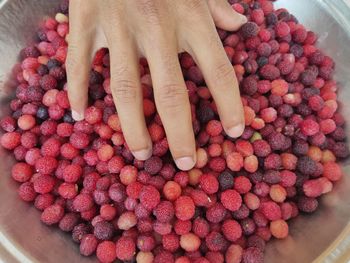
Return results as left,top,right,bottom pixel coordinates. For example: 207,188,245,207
66,0,247,171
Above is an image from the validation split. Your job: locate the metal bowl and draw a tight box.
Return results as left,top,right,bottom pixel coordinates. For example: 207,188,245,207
1,0,350,262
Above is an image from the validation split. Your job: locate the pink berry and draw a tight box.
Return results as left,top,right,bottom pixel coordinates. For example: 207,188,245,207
119,165,138,185
117,211,137,230
260,107,277,123
244,155,258,173
270,220,289,239
226,152,244,171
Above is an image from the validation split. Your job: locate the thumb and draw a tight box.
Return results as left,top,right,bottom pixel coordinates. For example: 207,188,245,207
208,0,247,31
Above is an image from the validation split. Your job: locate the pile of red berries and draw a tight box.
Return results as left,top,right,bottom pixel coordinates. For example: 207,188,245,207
1,0,349,262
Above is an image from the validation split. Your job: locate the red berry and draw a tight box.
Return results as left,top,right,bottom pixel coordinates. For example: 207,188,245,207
18,182,37,201
199,173,219,194
192,217,210,238
163,181,181,201
300,119,320,136
175,196,195,221
63,164,83,183
41,204,64,225
35,155,58,174
221,189,242,211
107,155,124,174
323,162,342,181
206,120,223,137
96,241,117,263
242,247,264,263
57,123,73,137
162,233,180,252
261,201,281,221
226,244,243,263
260,65,280,80
80,234,98,256
234,176,252,194
154,201,175,223
253,140,271,157
140,185,160,210
41,137,61,157
1,132,21,150
222,219,242,242
303,179,323,197
73,193,94,212
85,106,103,124
137,235,155,252
144,156,163,175
70,132,90,149
60,143,79,159
115,237,136,260
12,162,33,182
205,231,228,252
206,203,226,223
1,116,16,132
276,22,290,37
58,182,78,199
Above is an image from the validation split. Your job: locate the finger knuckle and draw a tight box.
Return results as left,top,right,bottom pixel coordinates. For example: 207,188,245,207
137,0,162,26
213,62,235,89
157,84,188,111
176,0,207,22
112,78,139,104
186,0,206,12
66,46,80,75
159,52,178,75
207,32,221,48
101,1,118,13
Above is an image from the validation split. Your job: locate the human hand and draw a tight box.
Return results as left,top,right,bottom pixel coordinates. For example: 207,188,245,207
66,0,247,171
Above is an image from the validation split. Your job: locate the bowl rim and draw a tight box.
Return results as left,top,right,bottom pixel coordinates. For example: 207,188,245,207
1,0,350,262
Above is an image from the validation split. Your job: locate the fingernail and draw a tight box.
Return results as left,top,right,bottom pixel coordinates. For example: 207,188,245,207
226,124,245,138
72,110,84,121
239,14,248,24
175,156,195,171
132,148,152,161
